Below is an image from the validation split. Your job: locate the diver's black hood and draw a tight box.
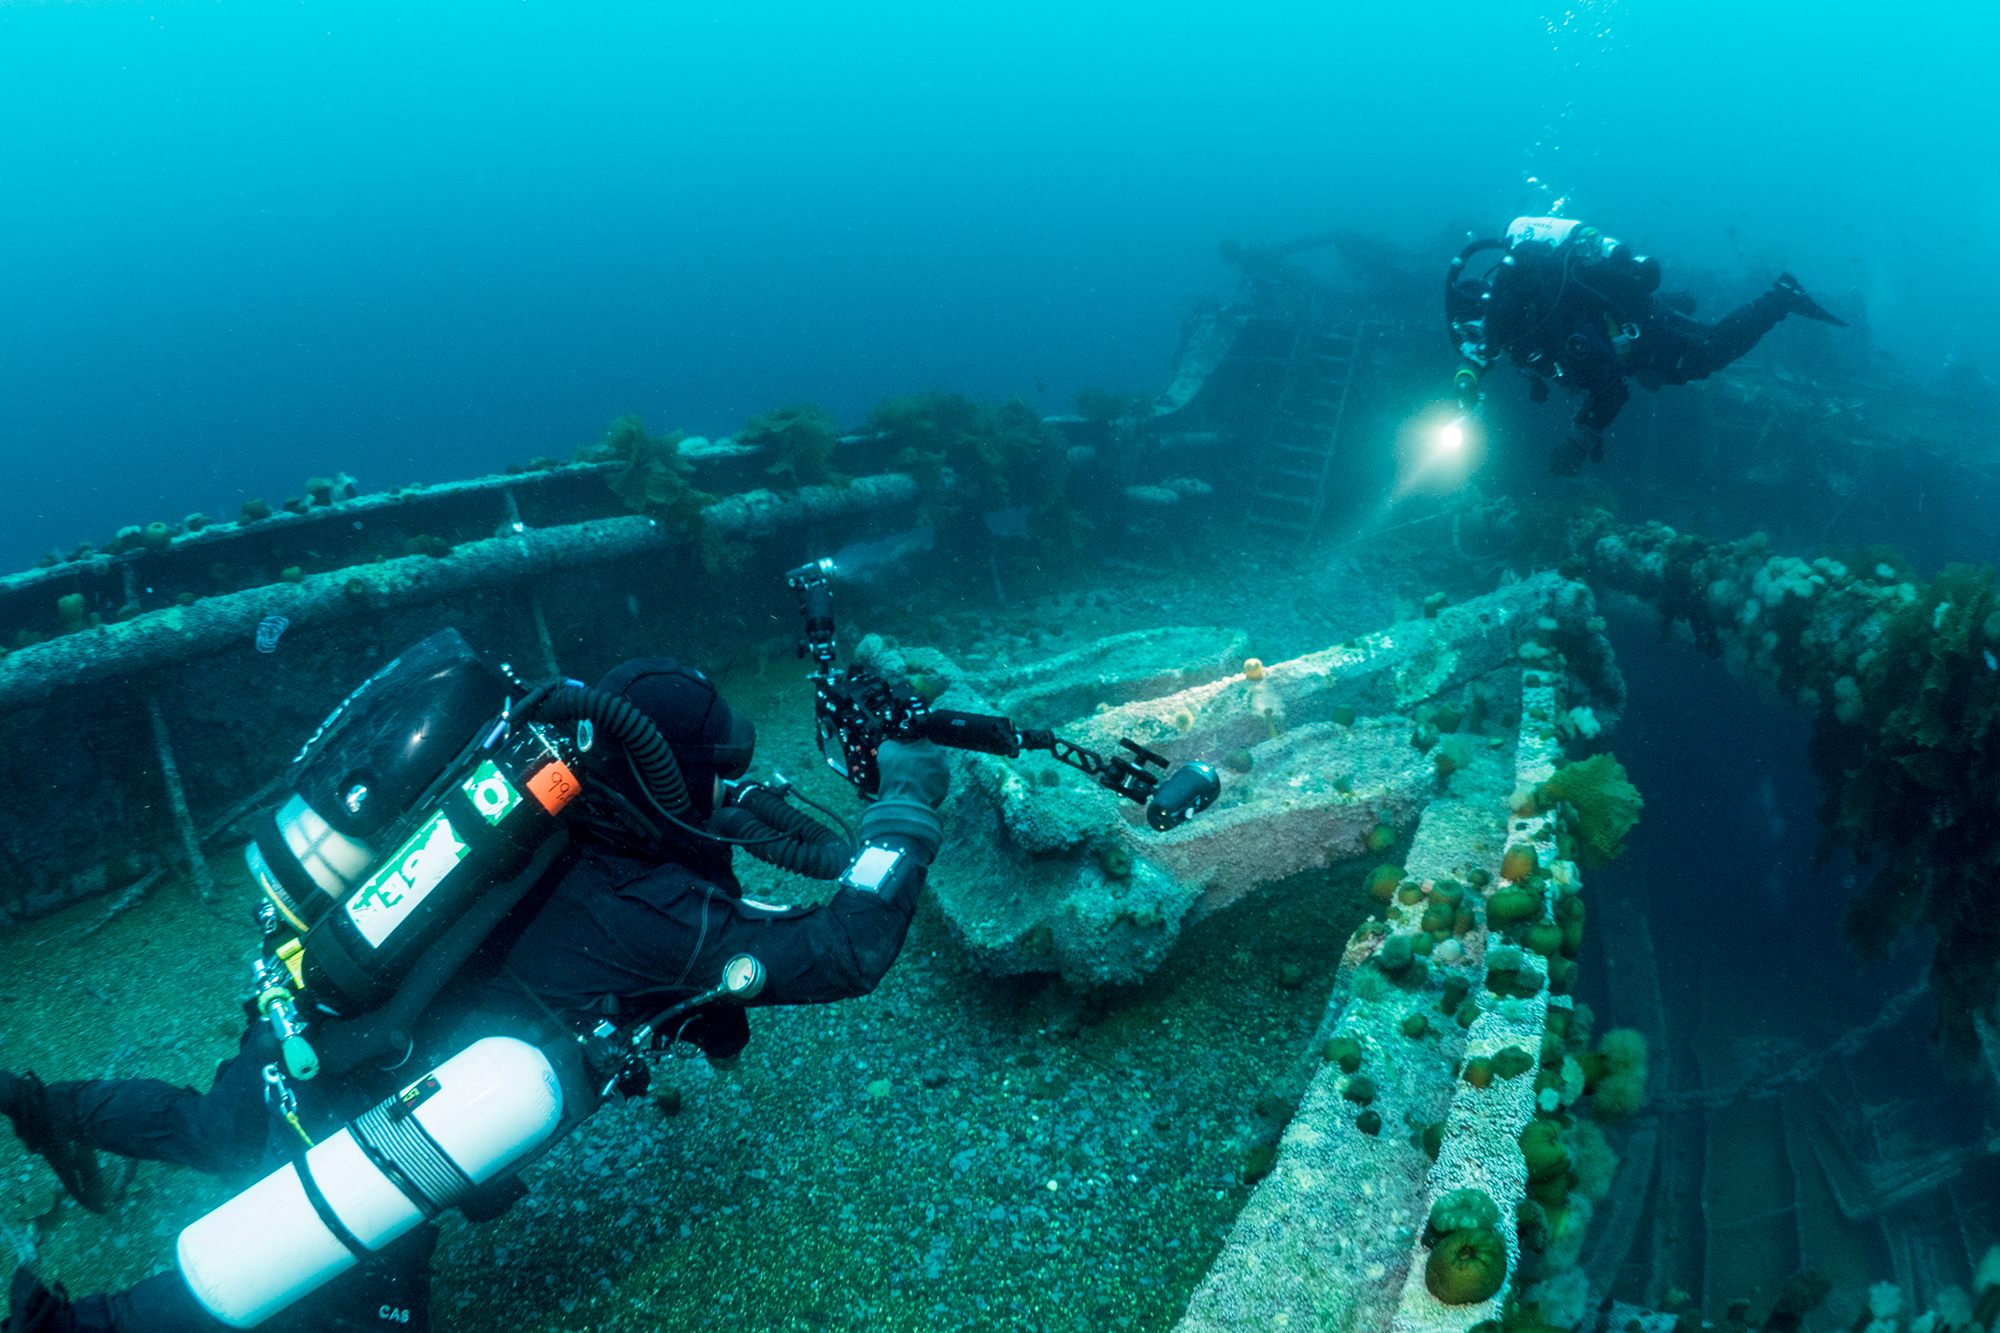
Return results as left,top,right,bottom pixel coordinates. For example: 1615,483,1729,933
571,657,754,888
593,657,754,822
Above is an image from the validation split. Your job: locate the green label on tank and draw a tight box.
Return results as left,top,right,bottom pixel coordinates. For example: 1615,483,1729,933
462,760,522,827
345,811,469,949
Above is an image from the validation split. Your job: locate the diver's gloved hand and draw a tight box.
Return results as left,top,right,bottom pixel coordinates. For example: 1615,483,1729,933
1453,367,1481,413
874,739,950,807
1550,425,1603,476
859,740,950,864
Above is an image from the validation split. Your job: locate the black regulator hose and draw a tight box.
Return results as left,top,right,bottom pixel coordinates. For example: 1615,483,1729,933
711,787,852,880
521,684,693,821
520,681,847,876
1445,237,1506,344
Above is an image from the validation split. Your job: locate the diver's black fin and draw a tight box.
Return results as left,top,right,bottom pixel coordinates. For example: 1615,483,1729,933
2,1072,109,1214
1775,272,1849,326
8,1265,79,1333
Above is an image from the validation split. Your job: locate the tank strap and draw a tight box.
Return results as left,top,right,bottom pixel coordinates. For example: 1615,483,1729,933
350,1100,475,1217
293,1146,382,1273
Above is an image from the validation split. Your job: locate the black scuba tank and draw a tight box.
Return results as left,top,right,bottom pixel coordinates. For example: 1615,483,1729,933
247,629,512,932
245,630,585,1014
296,718,581,1013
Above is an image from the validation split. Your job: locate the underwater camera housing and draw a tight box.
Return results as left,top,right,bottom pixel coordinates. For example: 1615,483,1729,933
245,629,587,1025
785,559,1221,832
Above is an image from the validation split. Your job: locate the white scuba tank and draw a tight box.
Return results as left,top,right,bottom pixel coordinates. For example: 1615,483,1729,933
1507,215,1582,248
175,1037,565,1329
1508,215,1629,270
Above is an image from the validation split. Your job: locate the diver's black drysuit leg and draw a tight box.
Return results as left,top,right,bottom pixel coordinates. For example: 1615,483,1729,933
60,1271,229,1333
1637,289,1790,385
39,1033,276,1175
20,1224,437,1333
39,1228,436,1333
19,1028,438,1333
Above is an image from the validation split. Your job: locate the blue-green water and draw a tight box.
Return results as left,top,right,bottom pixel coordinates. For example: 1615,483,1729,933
2,1,1995,565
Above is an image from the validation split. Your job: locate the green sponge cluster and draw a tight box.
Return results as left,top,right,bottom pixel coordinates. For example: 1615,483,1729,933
1425,1219,1508,1305
1366,863,1405,904
1486,882,1542,925
1484,945,1544,999
1322,1035,1364,1073
1424,1188,1499,1244
1582,1028,1649,1121
1536,753,1644,866
1519,1118,1574,1210
1375,932,1418,980
1483,855,1588,996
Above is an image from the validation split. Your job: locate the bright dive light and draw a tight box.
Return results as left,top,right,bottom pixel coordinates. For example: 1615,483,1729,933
1391,407,1479,505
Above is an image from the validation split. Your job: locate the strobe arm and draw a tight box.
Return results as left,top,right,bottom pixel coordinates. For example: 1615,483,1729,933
1018,730,1159,801
1017,730,1222,831
782,556,1219,828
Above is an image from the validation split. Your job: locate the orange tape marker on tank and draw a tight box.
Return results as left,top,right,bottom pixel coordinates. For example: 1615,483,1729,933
527,760,581,813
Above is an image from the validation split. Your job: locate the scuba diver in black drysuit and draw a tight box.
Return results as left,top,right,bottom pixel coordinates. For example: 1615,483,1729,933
0,643,950,1332
1447,215,1849,472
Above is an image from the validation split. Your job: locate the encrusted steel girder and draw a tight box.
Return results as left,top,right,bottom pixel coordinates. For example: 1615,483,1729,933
1177,675,1592,1333
0,476,918,712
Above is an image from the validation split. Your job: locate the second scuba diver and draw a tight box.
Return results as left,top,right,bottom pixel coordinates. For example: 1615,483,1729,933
1447,215,1849,472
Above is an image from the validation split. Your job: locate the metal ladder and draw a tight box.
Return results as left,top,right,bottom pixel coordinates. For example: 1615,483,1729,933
1242,318,1365,542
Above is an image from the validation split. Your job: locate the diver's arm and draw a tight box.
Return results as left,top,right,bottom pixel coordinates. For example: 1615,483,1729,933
685,740,949,1005
1453,361,1485,411
1455,254,1532,406
1550,365,1631,473
717,842,929,1003
1454,324,1499,411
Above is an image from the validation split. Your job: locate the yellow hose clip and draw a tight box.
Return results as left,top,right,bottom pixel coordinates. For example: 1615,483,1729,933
262,1065,315,1148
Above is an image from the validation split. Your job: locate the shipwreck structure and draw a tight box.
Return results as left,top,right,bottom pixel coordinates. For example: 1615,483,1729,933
866,573,1621,988
0,410,1228,923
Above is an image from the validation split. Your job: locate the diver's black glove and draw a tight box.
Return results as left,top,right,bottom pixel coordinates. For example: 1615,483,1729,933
859,739,949,864
1453,366,1481,413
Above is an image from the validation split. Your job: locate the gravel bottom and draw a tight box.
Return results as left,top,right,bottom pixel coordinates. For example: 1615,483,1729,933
434,859,1370,1332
